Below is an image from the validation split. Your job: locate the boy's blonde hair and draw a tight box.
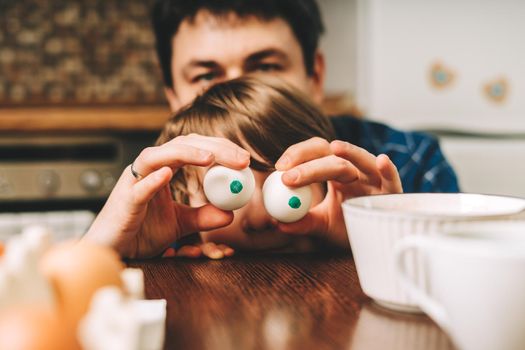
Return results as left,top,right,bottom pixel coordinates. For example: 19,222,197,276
157,76,336,203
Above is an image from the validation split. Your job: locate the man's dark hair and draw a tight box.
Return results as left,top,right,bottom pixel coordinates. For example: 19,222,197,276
151,0,325,88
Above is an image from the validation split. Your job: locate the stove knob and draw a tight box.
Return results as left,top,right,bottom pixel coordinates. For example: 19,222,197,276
80,170,102,192
0,176,13,197
102,171,116,190
38,170,60,195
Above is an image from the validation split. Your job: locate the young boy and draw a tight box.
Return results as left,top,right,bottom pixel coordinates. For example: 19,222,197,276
157,76,342,256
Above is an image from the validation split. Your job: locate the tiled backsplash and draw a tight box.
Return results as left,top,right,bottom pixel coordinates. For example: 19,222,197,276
0,0,165,105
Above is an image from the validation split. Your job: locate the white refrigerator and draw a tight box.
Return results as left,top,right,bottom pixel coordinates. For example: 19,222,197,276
354,0,525,197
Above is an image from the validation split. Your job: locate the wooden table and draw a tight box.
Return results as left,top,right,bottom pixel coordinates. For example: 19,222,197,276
129,253,455,350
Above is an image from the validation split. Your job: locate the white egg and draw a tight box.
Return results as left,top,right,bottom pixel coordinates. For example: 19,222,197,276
203,166,255,210
262,171,312,223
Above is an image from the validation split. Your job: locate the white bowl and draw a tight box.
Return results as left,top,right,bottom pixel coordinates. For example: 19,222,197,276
342,193,525,312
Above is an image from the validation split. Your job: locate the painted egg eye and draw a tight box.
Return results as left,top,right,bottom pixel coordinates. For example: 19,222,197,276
203,166,255,210
262,171,312,223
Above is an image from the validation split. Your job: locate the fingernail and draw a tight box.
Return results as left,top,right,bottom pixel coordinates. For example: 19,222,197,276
283,169,299,183
275,156,289,169
236,148,248,159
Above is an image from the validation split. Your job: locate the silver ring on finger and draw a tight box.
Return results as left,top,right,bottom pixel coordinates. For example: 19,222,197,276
130,161,144,180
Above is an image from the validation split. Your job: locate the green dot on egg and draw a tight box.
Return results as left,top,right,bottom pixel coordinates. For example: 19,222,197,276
288,196,301,209
230,180,243,194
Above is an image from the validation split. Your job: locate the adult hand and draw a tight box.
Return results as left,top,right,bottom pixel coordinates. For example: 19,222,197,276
274,137,403,248
83,134,250,258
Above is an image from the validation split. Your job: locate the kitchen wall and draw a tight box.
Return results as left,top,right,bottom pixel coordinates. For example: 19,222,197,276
0,0,165,106
318,0,357,95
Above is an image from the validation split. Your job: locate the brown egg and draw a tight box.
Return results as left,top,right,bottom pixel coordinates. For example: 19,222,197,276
0,306,77,350
40,240,124,331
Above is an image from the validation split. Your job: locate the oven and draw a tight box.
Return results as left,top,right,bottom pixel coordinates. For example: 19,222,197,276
0,131,157,242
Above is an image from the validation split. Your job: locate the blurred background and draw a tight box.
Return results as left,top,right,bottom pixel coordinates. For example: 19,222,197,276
0,0,524,238
0,0,163,105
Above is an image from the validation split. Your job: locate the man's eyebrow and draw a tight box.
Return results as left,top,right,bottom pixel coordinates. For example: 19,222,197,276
183,60,220,73
245,49,289,62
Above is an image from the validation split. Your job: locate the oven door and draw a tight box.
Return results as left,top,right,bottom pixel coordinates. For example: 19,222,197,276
0,131,156,241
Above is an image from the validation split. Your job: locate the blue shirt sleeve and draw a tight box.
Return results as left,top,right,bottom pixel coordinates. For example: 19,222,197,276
330,115,460,193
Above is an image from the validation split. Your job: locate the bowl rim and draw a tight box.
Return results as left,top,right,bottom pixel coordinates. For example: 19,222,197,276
342,192,525,219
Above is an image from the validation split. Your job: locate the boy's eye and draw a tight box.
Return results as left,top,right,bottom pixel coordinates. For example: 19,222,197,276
262,171,312,223
203,166,255,211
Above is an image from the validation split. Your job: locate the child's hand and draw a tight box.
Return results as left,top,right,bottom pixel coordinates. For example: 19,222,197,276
162,242,235,259
83,134,250,258
274,137,403,248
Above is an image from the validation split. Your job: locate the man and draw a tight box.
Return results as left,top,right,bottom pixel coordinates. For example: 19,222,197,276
84,0,458,258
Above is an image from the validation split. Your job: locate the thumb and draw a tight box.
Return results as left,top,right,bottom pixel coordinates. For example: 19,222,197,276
176,204,234,237
277,181,342,241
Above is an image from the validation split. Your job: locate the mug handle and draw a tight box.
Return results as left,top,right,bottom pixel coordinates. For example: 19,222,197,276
393,236,451,332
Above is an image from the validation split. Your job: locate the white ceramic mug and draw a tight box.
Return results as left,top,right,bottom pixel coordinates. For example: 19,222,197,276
394,222,525,350
342,193,525,312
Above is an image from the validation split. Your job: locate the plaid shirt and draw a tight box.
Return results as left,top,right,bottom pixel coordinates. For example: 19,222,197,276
331,116,460,193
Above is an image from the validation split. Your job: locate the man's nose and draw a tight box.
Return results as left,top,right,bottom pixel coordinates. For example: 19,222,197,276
242,190,277,233
225,67,244,82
